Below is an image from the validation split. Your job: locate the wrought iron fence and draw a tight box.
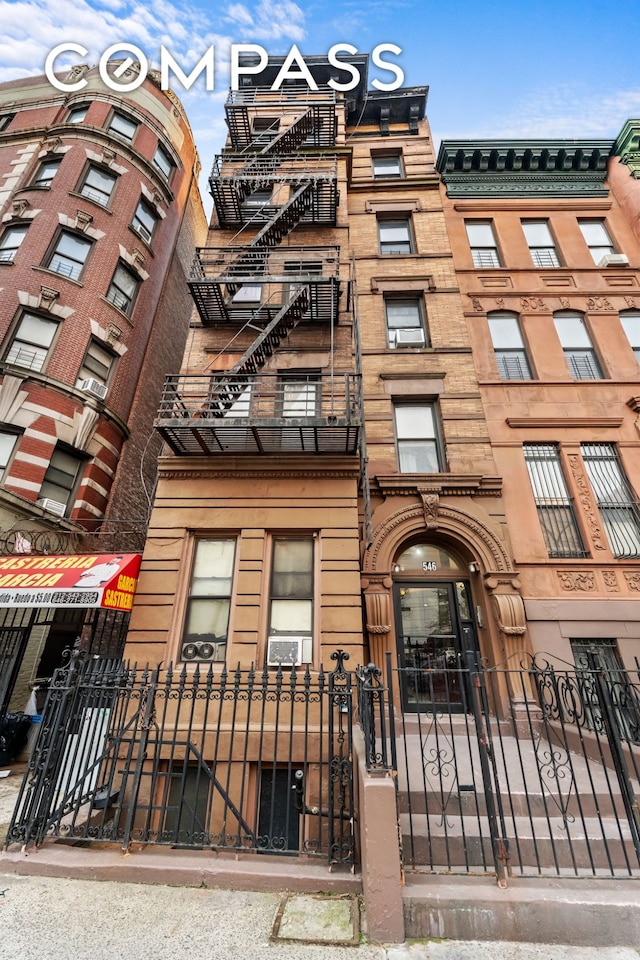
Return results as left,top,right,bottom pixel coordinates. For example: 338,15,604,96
356,651,640,882
7,649,355,866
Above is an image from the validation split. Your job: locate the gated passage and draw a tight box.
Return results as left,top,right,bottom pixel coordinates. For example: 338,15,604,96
8,649,354,865
357,653,640,881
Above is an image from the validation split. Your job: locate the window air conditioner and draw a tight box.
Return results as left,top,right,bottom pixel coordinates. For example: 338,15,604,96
181,640,218,662
79,378,108,400
395,328,426,346
267,636,312,667
37,498,66,517
598,253,629,267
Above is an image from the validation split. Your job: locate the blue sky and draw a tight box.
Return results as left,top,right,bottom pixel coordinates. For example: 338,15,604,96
2,0,639,212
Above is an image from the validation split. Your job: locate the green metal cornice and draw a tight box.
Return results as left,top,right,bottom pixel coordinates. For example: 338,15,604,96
614,120,640,178
436,139,614,197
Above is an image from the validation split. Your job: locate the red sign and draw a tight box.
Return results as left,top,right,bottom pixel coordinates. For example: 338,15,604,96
0,554,142,611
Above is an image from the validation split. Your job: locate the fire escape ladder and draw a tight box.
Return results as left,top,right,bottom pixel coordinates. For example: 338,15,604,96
258,109,315,155
251,181,313,248
206,286,311,415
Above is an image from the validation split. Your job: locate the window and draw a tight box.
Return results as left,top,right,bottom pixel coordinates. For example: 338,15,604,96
0,431,19,481
5,312,58,372
269,538,314,645
242,189,273,219
78,165,117,206
106,261,140,315
67,104,88,123
465,220,501,268
231,284,262,304
522,220,560,267
620,312,640,363
107,111,138,142
251,116,279,145
153,143,174,180
0,114,15,132
280,375,319,417
487,312,532,380
386,298,426,348
581,444,640,558
0,224,28,263
578,220,615,264
553,312,602,379
378,218,413,255
45,231,92,281
372,153,402,178
32,157,61,188
181,539,236,662
39,446,83,513
131,198,159,243
395,404,443,473
570,639,639,743
523,444,586,558
77,339,116,387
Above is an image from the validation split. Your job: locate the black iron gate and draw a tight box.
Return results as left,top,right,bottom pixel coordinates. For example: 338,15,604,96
7,649,355,865
357,652,640,880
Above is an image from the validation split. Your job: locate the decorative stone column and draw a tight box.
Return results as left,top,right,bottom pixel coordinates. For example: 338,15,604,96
361,575,393,670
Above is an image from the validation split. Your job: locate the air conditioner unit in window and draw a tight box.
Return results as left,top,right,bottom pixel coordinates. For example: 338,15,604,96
598,253,629,267
395,328,425,347
36,498,66,517
78,378,107,400
267,636,312,667
181,640,221,662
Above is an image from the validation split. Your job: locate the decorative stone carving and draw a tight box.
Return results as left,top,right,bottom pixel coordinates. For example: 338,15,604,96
42,137,62,154
560,297,570,309
38,285,60,312
418,489,439,530
11,198,30,218
602,570,619,592
587,296,613,311
102,148,116,165
0,375,26,423
495,298,505,308
557,571,595,592
131,248,146,270
491,593,526,636
521,297,547,311
567,454,607,551
67,65,89,84
71,406,99,451
364,592,391,635
106,322,122,344
471,297,483,312
75,210,93,232
624,297,638,309
624,572,640,592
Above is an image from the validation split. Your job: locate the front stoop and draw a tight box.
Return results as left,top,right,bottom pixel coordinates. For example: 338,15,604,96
403,874,640,948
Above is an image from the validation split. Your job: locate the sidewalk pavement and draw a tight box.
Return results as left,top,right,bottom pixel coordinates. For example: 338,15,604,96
0,874,638,960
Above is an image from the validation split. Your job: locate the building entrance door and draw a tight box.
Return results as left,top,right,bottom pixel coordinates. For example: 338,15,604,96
394,579,477,711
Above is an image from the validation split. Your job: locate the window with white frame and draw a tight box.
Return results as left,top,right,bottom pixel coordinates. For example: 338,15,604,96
0,224,28,263
39,446,84,513
181,538,236,662
5,313,58,372
32,157,61,187
465,220,501,268
523,443,586,558
106,261,140,315
385,298,426,348
522,220,560,267
231,284,262,305
108,111,138,142
45,230,92,281
378,218,413,255
280,374,319,418
394,404,443,473
578,220,615,264
487,312,533,380
67,104,88,123
131,198,159,244
78,165,117,206
620,312,640,364
77,338,116,388
372,152,403,178
553,312,602,379
0,431,19,481
268,537,314,664
153,142,174,180
581,443,640,559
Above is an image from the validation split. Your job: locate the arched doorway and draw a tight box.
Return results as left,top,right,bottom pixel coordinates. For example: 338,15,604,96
392,540,479,711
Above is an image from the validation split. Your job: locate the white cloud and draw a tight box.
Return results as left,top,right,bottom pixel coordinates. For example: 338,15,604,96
224,0,306,42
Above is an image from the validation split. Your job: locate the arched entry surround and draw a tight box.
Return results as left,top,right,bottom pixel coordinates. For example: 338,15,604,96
361,499,529,669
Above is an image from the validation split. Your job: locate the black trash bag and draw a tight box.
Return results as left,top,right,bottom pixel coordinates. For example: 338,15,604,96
0,712,32,765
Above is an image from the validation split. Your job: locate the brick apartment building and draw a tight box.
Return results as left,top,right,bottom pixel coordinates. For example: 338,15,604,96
0,63,206,717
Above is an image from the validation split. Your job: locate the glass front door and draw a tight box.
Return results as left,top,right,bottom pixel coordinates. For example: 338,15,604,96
395,580,476,710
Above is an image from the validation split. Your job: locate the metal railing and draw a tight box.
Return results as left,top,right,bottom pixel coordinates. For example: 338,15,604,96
226,86,338,105
8,649,355,865
356,652,640,881
190,244,342,282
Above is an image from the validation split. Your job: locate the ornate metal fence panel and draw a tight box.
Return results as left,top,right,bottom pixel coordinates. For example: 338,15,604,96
356,652,640,880
7,650,354,865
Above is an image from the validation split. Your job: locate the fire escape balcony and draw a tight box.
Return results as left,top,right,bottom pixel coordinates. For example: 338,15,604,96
188,245,345,327
209,153,339,228
154,372,361,456
225,85,338,151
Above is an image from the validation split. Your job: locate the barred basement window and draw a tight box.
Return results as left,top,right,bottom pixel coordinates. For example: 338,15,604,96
524,444,587,558
581,444,640,558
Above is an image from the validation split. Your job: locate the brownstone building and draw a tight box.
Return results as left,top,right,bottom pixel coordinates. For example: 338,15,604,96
0,64,206,716
436,134,640,670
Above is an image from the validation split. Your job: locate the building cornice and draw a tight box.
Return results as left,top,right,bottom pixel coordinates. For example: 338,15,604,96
375,474,502,497
614,119,640,178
